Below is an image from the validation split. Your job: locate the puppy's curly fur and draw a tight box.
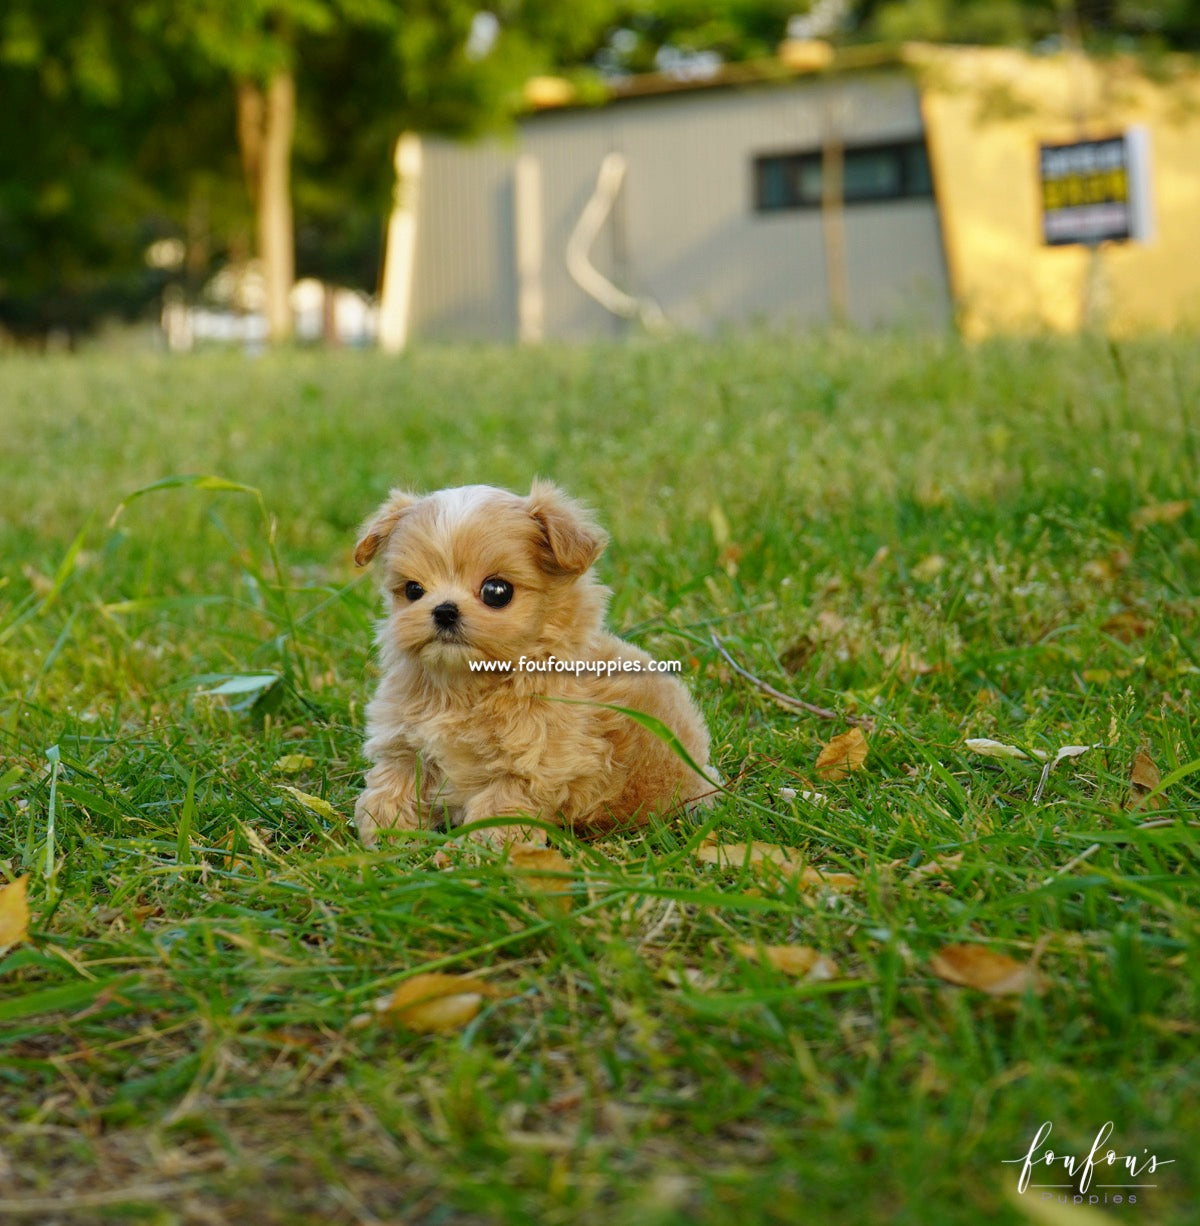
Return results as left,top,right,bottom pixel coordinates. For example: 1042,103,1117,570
354,480,714,845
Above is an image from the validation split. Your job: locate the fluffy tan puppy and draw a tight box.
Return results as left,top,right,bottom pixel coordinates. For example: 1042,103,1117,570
353,480,714,846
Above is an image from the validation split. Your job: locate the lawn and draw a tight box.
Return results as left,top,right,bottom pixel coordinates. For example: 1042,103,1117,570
1,332,1197,1225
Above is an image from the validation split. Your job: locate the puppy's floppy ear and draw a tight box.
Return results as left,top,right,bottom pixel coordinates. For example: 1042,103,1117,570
354,489,419,567
527,479,608,577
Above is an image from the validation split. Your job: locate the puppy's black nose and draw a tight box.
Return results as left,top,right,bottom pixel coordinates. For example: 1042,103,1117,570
432,602,460,629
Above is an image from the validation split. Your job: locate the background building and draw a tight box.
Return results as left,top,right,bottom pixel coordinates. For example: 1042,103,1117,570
383,43,1200,344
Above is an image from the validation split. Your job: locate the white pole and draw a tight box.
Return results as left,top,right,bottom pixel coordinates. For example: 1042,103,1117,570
378,133,423,353
514,153,545,344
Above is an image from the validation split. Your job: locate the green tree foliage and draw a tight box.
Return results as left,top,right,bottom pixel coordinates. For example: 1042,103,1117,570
290,2,617,289
855,0,1200,50
593,0,1200,69
0,0,620,340
0,2,239,340
593,0,801,73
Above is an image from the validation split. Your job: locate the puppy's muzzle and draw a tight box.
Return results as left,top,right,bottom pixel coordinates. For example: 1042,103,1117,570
432,602,461,632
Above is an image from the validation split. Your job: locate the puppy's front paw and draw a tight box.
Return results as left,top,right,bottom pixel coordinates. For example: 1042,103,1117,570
354,787,420,847
464,822,546,849
461,783,550,848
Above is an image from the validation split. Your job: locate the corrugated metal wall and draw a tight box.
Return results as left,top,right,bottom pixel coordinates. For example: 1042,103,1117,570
409,72,951,342
408,140,517,341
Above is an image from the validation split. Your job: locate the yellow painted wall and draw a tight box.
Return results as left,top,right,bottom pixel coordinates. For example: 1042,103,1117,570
910,44,1200,336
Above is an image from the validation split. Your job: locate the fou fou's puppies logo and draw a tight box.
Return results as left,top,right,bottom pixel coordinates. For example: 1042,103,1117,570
1003,1120,1174,1207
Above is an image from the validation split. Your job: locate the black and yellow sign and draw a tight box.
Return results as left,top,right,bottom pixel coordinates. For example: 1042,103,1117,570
1039,130,1152,246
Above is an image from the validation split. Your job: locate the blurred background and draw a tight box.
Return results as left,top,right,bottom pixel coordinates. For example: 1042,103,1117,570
2,0,1198,352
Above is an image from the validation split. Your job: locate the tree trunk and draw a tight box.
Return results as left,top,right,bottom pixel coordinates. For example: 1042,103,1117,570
237,71,295,344
260,70,295,343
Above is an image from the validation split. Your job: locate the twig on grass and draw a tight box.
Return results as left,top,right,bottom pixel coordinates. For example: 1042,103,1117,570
710,634,872,727
0,1185,191,1216
636,898,679,952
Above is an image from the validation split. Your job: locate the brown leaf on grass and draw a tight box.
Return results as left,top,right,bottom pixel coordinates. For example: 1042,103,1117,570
731,942,840,980
375,972,499,1034
659,965,718,991
814,609,848,637
709,505,740,576
778,639,814,675
21,565,54,598
816,727,869,780
796,866,858,891
1081,668,1125,683
1082,549,1131,586
273,753,315,774
911,554,946,582
695,839,803,872
965,737,1035,760
882,644,939,680
894,853,964,883
1131,499,1191,531
1128,748,1163,810
694,839,857,891
507,845,574,915
717,542,743,575
508,845,571,874
928,944,1045,996
0,875,30,950
278,786,338,822
1101,609,1152,642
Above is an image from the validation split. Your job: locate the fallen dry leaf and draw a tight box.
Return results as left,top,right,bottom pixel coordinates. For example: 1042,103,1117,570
815,727,869,781
965,739,1104,768
21,565,54,598
508,845,571,873
1128,747,1163,810
659,965,718,991
375,972,499,1033
694,839,857,891
0,875,30,950
1080,668,1116,683
1081,549,1131,586
708,503,731,549
731,942,839,980
778,639,814,674
814,609,847,637
1101,610,1152,642
273,754,315,774
797,866,858,891
777,786,829,805
695,839,803,872
1048,744,1101,766
904,853,964,882
278,786,338,823
882,644,938,680
1081,559,1115,584
1131,499,1191,531
507,845,574,915
911,554,947,582
928,944,1045,996
965,737,1036,760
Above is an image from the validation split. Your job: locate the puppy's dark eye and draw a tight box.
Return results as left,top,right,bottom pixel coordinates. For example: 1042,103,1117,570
403,581,425,602
480,577,513,609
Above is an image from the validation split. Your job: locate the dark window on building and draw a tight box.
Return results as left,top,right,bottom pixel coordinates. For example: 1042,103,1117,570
753,140,934,211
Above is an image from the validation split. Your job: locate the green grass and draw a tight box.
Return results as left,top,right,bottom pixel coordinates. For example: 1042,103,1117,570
1,332,1198,1224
